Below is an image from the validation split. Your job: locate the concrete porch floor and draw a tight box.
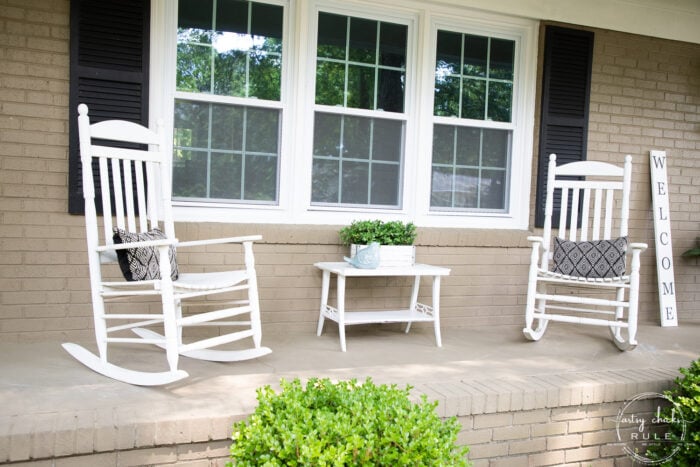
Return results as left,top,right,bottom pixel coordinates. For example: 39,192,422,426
1,321,699,464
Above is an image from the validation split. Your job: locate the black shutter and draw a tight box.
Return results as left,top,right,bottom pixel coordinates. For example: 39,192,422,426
68,0,150,214
534,26,594,227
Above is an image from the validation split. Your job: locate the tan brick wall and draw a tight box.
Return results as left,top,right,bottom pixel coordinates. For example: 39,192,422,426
0,0,87,342
6,440,231,467
1,3,699,342
531,23,700,327
460,402,652,466
585,27,700,324
0,403,649,466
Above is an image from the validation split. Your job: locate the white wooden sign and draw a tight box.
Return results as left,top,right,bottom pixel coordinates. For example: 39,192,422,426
649,150,678,327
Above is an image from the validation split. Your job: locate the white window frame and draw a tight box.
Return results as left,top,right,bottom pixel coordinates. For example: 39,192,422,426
292,1,420,226
150,0,537,229
150,0,296,224
414,12,537,229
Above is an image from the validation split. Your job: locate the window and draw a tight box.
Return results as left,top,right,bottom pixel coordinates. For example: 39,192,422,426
152,1,536,228
311,13,408,208
431,30,515,212
172,0,283,204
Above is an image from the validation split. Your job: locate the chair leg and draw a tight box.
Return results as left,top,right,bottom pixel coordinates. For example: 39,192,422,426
243,241,264,349
154,247,181,373
524,280,537,332
610,250,641,351
247,274,263,349
524,245,548,341
524,290,549,341
175,298,183,347
609,287,634,350
609,325,636,351
63,262,190,386
92,294,109,362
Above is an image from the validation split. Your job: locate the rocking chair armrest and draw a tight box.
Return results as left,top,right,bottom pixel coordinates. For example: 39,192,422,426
97,238,178,252
527,236,545,246
176,235,263,249
629,242,648,252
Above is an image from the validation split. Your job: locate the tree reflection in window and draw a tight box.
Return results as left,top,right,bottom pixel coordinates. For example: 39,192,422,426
177,0,282,100
434,31,514,122
315,12,407,112
174,0,283,204
312,12,407,208
431,30,514,212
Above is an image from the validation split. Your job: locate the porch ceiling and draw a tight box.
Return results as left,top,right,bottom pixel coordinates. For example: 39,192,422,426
451,0,700,44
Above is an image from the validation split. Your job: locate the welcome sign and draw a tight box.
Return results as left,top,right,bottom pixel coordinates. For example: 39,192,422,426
649,150,678,327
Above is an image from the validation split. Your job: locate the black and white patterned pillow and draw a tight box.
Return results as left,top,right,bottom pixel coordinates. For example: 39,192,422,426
551,236,627,278
113,228,179,281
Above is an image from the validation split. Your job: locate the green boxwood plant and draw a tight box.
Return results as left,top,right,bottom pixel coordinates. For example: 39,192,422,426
339,220,417,246
645,358,700,466
228,378,470,466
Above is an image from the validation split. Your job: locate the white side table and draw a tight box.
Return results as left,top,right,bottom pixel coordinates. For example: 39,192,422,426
314,262,451,352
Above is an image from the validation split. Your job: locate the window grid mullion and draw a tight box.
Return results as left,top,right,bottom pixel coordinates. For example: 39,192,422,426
367,120,375,204
484,37,491,122
245,2,252,98
210,0,217,96
338,116,345,204
206,104,214,198
373,23,380,111
451,127,458,208
477,129,484,208
241,107,248,199
343,17,351,108
458,33,465,119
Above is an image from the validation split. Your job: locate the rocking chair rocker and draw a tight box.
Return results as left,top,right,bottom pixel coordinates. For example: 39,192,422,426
62,104,271,385
523,154,647,350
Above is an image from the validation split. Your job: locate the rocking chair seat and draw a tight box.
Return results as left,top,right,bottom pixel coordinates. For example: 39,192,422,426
536,268,630,285
175,270,250,291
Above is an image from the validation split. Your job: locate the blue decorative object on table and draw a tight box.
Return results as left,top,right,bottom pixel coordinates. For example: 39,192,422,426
344,242,380,269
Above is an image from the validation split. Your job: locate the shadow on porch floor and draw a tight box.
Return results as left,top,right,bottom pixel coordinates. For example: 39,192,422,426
1,322,699,464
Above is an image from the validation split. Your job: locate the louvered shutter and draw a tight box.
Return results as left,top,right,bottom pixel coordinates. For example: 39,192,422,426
68,0,151,214
534,26,594,227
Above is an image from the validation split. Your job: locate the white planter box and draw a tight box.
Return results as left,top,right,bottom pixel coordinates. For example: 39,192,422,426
350,244,416,268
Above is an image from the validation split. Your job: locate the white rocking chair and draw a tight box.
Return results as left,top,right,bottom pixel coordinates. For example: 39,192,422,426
524,154,647,350
62,104,271,386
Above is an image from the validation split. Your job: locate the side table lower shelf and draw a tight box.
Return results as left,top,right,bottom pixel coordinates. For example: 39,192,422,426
320,303,435,325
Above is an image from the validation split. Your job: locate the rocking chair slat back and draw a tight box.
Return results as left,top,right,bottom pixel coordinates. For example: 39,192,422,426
79,109,171,249
541,154,632,270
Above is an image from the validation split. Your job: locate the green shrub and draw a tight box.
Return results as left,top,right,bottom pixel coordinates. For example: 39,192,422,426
339,220,417,246
227,378,470,466
645,358,700,466
682,237,700,258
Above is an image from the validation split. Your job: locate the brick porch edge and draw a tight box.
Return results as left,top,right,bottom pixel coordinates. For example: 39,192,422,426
1,367,680,466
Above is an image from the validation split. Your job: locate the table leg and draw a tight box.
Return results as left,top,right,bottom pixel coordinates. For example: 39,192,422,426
317,270,330,336
432,275,442,347
337,275,347,352
405,275,421,334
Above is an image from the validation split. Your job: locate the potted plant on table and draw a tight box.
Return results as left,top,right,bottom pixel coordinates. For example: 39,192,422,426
339,219,417,267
